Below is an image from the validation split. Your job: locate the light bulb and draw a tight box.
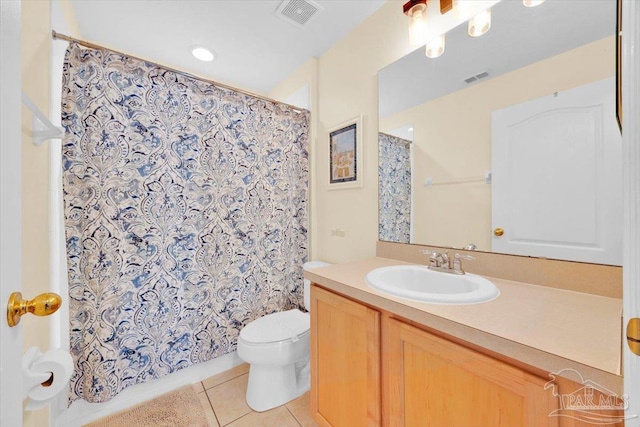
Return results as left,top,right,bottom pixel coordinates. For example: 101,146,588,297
468,8,491,37
425,34,445,58
408,4,428,46
523,0,545,7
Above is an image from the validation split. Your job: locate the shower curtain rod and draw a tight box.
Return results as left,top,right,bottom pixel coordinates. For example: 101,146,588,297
51,30,307,113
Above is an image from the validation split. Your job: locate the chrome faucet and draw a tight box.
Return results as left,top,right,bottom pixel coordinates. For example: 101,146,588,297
420,250,474,275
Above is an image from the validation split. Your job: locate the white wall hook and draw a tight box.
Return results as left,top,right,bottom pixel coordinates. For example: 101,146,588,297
21,92,64,146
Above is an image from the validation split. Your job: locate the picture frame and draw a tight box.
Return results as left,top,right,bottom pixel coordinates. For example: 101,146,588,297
616,0,622,132
328,115,364,190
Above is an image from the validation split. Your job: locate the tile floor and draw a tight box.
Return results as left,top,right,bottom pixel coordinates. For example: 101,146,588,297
194,364,318,427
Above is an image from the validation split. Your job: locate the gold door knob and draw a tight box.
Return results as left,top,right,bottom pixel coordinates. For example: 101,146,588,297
628,318,640,356
6,292,62,327
493,228,504,237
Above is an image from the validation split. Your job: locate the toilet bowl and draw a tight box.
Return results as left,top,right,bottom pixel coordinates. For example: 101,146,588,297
237,260,331,412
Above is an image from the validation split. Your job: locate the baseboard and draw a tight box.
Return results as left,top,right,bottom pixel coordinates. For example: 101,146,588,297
54,351,243,427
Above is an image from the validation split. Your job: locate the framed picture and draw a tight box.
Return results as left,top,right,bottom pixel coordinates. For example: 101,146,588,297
328,115,363,190
616,0,622,132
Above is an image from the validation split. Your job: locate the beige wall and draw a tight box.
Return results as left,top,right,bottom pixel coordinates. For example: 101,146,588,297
313,1,414,264
57,0,82,37
21,1,51,425
380,36,615,250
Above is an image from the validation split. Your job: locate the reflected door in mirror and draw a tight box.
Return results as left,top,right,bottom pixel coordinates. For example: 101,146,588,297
492,78,622,265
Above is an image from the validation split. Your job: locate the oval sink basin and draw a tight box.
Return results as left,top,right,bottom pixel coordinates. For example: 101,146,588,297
364,265,500,305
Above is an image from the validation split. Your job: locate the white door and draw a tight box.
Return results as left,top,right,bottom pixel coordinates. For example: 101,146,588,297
492,77,622,264
1,0,23,426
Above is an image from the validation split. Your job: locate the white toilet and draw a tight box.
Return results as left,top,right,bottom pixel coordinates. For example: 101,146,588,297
237,260,331,412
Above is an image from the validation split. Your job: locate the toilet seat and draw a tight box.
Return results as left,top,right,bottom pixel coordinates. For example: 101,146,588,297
240,309,310,345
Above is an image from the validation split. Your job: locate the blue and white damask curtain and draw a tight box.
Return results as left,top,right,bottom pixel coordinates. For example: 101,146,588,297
61,43,309,403
379,133,412,243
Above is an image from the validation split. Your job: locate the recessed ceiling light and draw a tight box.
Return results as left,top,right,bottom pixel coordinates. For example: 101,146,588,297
192,46,215,62
408,127,414,132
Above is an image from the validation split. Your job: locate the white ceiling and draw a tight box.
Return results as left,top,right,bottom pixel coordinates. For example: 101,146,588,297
379,0,616,118
70,0,386,94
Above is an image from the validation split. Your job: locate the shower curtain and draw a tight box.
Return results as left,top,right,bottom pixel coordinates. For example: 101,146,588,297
61,43,309,403
379,133,412,243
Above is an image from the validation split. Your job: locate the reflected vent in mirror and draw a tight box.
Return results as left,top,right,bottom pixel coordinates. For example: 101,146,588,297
275,0,323,28
464,71,491,84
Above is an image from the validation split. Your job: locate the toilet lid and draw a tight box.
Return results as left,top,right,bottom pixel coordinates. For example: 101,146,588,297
240,309,310,344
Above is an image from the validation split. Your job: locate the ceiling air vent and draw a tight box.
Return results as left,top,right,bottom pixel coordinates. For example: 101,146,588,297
275,0,323,28
464,71,491,85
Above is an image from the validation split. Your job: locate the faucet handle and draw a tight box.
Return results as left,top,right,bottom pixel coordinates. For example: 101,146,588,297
453,253,474,274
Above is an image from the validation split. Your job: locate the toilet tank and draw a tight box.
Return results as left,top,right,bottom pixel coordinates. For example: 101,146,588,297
302,261,331,311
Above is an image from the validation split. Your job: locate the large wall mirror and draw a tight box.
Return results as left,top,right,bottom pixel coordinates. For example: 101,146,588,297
378,0,621,265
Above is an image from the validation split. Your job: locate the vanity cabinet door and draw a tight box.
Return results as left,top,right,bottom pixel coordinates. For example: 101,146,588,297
383,318,558,427
310,285,381,427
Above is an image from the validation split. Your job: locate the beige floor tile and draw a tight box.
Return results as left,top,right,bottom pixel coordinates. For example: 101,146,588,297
226,406,300,427
194,381,205,393
206,373,251,426
286,392,318,427
197,391,221,427
202,363,250,390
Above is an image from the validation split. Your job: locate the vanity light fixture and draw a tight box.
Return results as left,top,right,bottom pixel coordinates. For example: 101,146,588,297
191,46,216,62
403,0,455,47
425,34,446,58
468,8,491,37
523,0,546,7
403,0,428,46
404,0,497,59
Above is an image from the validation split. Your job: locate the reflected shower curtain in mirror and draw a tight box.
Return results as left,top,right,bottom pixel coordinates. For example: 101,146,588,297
379,133,412,243
61,43,309,403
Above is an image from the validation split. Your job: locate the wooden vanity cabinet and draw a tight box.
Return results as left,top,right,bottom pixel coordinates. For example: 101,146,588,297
383,317,558,427
311,285,620,427
310,285,381,427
